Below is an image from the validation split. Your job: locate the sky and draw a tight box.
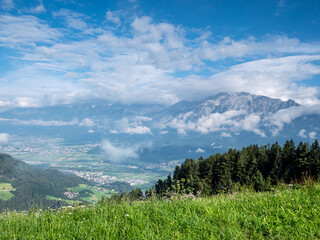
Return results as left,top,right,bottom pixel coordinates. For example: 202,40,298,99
0,0,320,108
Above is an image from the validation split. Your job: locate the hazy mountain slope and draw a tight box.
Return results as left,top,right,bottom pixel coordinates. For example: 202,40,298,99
155,92,298,119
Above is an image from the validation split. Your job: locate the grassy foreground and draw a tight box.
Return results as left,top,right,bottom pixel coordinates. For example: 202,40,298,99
0,184,320,239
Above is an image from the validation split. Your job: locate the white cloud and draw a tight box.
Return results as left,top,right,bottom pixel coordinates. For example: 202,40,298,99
124,126,152,135
134,116,153,121
113,117,152,135
160,130,168,134
53,9,87,30
0,64,88,107
0,133,10,144
106,10,121,27
0,97,41,108
13,97,40,108
266,105,320,135
238,114,265,137
101,140,140,161
27,2,46,14
198,36,320,62
1,0,14,10
168,110,267,137
0,13,320,108
298,129,307,138
79,118,95,127
0,15,61,47
298,129,317,139
309,131,317,139
169,110,244,134
195,148,205,153
213,145,223,149
174,55,320,105
88,129,95,133
221,132,231,137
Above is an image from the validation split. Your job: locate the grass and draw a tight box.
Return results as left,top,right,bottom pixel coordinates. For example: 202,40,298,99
67,184,112,203
0,182,15,201
0,191,14,201
1,184,320,239
66,184,90,193
46,184,113,205
45,195,75,204
0,183,14,191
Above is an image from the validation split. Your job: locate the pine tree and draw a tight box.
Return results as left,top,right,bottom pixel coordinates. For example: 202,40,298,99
295,141,310,179
309,139,320,179
268,142,282,183
281,139,296,182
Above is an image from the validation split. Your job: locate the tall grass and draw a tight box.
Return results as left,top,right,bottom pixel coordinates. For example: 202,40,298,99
1,184,320,239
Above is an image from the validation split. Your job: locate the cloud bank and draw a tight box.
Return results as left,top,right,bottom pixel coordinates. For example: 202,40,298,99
101,140,150,161
0,133,10,144
0,8,319,107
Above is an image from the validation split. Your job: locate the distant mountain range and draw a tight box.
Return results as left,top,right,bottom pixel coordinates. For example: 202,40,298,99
156,92,298,117
0,92,319,162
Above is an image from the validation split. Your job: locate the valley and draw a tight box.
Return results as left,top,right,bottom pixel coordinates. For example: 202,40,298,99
0,92,319,196
0,136,181,192
1,1,319,238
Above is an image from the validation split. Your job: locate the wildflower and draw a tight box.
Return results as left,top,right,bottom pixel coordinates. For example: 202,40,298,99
125,214,129,217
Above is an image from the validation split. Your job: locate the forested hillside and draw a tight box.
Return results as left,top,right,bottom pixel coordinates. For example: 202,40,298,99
0,154,87,211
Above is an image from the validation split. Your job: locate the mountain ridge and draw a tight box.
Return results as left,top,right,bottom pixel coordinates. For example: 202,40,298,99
0,92,317,162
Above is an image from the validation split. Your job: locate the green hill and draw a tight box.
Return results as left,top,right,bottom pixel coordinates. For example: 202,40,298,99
0,183,319,239
0,153,88,211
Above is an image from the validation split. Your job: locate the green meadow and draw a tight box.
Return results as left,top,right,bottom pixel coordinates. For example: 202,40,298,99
1,183,320,239
0,183,15,201
46,184,114,204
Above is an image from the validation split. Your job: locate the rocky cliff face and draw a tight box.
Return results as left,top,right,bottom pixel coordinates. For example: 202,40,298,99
161,92,298,118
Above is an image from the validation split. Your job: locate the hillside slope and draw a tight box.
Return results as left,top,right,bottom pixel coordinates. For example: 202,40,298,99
0,154,87,211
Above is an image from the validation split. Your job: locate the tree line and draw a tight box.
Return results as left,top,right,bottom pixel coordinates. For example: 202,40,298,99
105,139,320,202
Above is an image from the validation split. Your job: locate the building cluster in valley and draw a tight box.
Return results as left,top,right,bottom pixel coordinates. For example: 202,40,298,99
144,160,181,171
64,191,79,199
0,137,99,157
61,170,147,186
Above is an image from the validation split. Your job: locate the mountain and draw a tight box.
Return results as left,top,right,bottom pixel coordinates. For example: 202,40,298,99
0,153,87,211
0,92,318,162
154,92,298,122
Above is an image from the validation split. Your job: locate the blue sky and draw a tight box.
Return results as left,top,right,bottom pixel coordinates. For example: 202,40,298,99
0,0,320,108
